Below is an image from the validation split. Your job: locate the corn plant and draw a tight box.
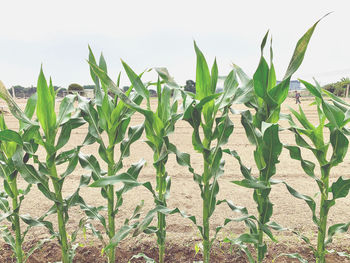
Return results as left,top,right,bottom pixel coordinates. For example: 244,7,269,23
156,42,236,263
284,80,350,263
0,115,33,263
0,70,87,263
224,18,325,263
77,48,147,263
87,52,190,263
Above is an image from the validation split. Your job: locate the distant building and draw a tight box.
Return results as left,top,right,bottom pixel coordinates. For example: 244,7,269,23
277,80,302,90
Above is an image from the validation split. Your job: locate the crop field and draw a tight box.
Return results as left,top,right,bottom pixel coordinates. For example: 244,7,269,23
1,17,350,263
0,97,349,263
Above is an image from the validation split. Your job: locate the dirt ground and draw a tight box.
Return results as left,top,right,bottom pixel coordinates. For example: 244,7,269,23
1,97,350,262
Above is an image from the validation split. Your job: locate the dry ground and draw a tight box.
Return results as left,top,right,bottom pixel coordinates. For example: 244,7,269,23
1,97,350,262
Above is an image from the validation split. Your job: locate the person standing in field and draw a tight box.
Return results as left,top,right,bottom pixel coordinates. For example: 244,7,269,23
295,90,301,104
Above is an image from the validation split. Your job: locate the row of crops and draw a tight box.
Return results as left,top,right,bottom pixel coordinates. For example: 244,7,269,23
1,15,350,263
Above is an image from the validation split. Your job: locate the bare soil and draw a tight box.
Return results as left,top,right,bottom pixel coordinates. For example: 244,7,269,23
1,98,350,262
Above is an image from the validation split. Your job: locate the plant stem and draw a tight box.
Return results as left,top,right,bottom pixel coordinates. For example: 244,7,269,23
156,163,166,263
107,147,115,263
107,185,115,263
256,189,264,263
202,159,210,263
9,175,23,263
51,165,69,263
316,166,330,263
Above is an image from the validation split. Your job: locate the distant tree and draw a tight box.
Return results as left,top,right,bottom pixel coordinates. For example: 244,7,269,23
149,89,157,97
323,77,350,97
68,83,85,96
184,80,196,93
123,86,130,92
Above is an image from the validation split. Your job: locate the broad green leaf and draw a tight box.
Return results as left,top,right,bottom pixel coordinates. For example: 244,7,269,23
253,56,269,99
330,129,348,166
0,130,23,146
57,95,75,126
194,41,211,100
241,110,262,145
260,123,282,180
36,67,56,139
322,100,345,129
216,70,238,110
331,177,350,200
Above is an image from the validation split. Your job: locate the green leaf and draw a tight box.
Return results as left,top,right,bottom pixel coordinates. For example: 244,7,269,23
241,110,261,146
232,179,269,189
330,129,348,166
121,60,150,108
194,41,211,100
216,70,238,110
210,58,218,95
260,123,282,180
168,143,190,167
253,56,269,99
3,180,14,198
120,124,144,159
36,67,56,139
325,222,350,246
283,13,330,80
299,79,322,99
322,100,345,129
56,118,86,150
20,93,37,129
57,95,75,126
0,81,35,126
0,130,23,146
283,182,318,226
89,173,141,187
331,177,350,200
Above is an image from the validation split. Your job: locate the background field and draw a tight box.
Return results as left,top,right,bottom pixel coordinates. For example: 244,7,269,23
1,97,350,262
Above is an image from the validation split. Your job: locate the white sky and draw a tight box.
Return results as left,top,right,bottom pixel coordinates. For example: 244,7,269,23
1,0,349,88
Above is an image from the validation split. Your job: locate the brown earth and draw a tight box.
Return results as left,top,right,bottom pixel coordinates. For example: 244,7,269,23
0,97,350,263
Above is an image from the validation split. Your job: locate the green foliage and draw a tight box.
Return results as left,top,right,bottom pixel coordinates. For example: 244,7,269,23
323,77,350,97
285,79,350,263
88,48,189,263
159,42,236,263
80,49,147,263
226,17,324,263
68,83,85,95
1,13,349,263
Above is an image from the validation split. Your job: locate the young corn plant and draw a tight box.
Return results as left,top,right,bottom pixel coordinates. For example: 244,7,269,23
0,70,87,263
284,80,350,263
77,49,146,263
0,85,49,263
88,53,190,263
225,18,325,263
0,115,32,263
158,42,237,263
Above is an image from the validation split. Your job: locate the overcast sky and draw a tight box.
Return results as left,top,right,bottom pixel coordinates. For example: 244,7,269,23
1,0,349,88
